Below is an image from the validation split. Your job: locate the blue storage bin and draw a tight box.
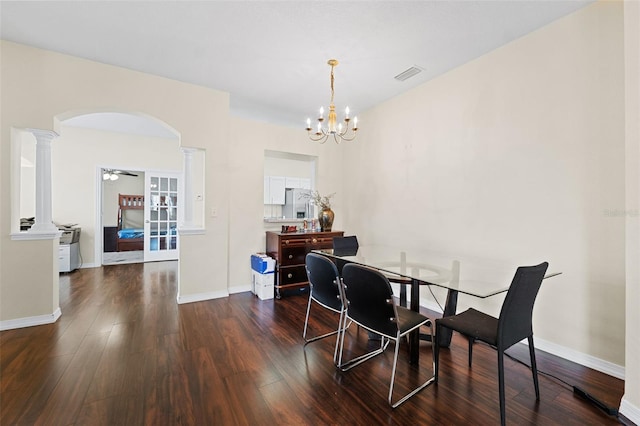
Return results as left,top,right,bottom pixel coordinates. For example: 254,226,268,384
251,254,275,273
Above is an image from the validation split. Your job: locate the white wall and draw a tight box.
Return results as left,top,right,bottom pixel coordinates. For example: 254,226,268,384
343,1,626,369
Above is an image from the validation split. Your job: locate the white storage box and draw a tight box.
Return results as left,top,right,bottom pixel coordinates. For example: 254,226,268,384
252,270,274,300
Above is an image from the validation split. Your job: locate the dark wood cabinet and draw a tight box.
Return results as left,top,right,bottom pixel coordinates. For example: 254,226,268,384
266,230,344,298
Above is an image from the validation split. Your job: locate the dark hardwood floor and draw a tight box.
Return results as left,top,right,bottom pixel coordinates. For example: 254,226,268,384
0,261,626,425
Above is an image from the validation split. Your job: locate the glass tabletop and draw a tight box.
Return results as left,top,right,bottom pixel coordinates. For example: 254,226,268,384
313,245,559,298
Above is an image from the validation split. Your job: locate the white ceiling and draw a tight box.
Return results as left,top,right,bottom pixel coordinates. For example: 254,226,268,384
1,1,594,129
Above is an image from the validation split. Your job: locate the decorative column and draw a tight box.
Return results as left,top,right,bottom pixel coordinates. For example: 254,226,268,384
27,129,59,233
181,147,196,228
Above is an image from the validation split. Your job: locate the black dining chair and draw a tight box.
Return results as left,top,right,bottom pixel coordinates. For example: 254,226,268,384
303,253,349,365
434,262,549,426
332,235,359,277
339,263,435,408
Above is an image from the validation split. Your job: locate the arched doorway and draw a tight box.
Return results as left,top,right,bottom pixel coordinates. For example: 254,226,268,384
52,111,182,266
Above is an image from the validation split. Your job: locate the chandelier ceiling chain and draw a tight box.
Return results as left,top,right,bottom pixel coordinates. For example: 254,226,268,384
306,59,358,144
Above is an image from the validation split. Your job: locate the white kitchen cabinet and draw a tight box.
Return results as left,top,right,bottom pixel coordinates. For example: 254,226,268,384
299,178,311,190
59,242,80,273
264,176,286,205
285,177,300,189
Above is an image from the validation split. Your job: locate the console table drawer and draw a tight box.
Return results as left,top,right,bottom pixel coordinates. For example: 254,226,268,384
280,247,307,266
266,230,344,298
279,266,307,286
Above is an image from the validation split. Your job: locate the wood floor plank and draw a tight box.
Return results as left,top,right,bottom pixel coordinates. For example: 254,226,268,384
0,261,626,425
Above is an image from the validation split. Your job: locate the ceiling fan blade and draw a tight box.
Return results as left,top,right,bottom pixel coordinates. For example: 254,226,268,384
113,170,139,177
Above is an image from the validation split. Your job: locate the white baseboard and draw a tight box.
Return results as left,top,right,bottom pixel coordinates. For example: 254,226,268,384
417,296,625,380
526,337,625,380
619,397,640,424
0,307,61,331
228,284,252,294
176,290,229,305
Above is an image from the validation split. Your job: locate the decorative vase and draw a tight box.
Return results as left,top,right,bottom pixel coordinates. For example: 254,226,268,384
318,208,334,232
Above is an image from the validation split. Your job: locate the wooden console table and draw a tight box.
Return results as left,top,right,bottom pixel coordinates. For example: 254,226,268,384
266,230,344,298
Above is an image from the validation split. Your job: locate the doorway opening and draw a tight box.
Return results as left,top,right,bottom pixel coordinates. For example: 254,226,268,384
52,111,182,267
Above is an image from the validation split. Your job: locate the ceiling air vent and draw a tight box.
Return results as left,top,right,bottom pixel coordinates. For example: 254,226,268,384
394,66,422,82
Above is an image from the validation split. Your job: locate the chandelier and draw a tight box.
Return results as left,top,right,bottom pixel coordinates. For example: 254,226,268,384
306,59,358,144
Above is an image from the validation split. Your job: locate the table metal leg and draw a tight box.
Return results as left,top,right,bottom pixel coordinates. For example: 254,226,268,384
409,281,460,363
409,279,421,364
437,289,458,347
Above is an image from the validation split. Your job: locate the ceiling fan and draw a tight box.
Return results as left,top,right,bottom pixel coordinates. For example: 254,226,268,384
102,168,138,181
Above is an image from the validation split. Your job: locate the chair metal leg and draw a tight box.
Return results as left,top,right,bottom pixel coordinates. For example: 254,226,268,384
498,350,506,426
339,336,389,371
468,337,474,367
304,296,349,363
528,336,540,400
389,320,436,408
302,293,314,341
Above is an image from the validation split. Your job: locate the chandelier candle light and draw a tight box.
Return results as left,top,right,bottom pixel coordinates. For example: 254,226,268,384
306,59,358,144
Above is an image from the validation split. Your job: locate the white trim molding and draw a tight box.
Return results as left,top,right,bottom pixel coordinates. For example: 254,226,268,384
619,397,640,425
228,284,252,294
532,337,625,380
177,290,228,305
11,230,62,241
177,227,206,236
0,307,61,331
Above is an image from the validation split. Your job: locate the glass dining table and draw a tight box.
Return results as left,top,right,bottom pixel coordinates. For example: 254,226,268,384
313,245,560,364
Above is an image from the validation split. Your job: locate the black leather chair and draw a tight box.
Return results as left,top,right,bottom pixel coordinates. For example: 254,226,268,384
434,262,549,426
332,235,359,256
303,253,349,365
339,263,435,408
331,235,359,278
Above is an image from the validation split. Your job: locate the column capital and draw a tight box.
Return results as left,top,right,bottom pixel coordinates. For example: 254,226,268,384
26,128,59,142
181,147,199,156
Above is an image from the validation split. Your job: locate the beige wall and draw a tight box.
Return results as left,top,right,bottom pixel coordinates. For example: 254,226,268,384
0,40,230,320
343,1,626,368
227,116,344,292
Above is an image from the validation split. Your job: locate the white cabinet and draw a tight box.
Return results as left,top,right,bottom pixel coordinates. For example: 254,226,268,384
264,176,286,205
59,242,80,273
299,178,311,190
285,177,300,189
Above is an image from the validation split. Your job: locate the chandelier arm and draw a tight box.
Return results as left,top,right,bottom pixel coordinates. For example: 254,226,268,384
308,131,329,143
337,132,357,142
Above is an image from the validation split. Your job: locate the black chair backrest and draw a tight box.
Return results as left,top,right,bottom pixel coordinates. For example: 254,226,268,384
305,253,343,311
341,263,398,338
333,235,359,256
498,262,549,349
